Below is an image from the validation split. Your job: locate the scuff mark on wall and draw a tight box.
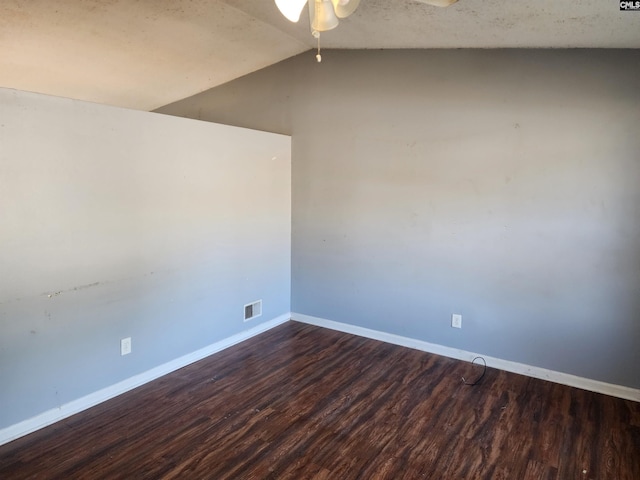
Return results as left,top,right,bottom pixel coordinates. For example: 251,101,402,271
1,271,168,307
45,281,101,298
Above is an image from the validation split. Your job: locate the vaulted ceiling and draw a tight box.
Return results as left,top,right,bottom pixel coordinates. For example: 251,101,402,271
1,0,638,111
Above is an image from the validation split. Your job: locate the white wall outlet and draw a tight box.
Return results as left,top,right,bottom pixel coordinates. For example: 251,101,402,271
120,337,132,356
451,314,462,329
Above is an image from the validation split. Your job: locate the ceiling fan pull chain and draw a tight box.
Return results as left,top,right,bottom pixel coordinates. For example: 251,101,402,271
314,30,322,62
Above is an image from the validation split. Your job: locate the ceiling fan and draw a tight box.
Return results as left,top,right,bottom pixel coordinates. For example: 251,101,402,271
275,0,459,61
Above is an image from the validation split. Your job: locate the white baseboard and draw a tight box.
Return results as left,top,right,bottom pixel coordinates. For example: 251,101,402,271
292,312,640,403
4,311,637,447
0,313,291,447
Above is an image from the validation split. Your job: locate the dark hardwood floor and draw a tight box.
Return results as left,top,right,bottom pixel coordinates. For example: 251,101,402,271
1,321,639,479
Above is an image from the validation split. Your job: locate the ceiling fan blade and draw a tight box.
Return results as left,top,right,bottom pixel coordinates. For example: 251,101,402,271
275,0,308,22
414,0,459,7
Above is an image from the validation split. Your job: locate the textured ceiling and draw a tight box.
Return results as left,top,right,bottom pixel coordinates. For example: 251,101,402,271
1,0,638,111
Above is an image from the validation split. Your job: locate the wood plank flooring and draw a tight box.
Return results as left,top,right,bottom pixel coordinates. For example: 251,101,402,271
1,321,639,479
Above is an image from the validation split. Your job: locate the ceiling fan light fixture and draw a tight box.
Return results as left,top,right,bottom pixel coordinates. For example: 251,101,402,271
275,0,308,22
274,0,362,61
310,0,340,32
331,0,360,19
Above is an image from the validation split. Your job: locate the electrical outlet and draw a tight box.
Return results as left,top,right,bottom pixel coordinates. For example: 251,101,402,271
451,314,462,329
120,337,132,356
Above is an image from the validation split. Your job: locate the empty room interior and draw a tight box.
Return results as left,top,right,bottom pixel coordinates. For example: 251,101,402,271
1,1,639,478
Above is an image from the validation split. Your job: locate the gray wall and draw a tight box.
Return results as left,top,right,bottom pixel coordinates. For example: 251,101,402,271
159,49,640,389
0,89,291,428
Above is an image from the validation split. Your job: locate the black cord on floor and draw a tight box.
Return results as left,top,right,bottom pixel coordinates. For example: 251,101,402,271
461,356,486,386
